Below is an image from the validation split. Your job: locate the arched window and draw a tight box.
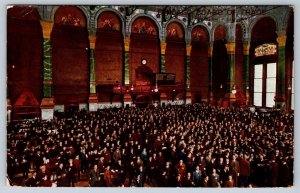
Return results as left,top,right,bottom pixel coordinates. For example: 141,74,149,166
250,17,277,108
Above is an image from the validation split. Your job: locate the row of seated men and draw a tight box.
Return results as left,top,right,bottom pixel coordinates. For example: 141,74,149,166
7,103,294,187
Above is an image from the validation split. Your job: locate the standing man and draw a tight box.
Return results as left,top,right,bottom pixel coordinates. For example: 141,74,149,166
210,168,220,187
230,154,240,187
192,165,202,187
73,155,81,181
239,154,251,187
25,172,38,187
66,159,76,187
89,164,100,187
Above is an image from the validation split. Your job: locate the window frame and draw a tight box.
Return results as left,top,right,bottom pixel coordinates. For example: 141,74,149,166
251,49,278,108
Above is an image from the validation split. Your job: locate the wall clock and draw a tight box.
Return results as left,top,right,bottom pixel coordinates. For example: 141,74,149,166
141,58,147,65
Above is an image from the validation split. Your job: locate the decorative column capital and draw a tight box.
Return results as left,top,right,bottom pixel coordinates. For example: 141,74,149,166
161,40,166,55
243,43,250,55
186,44,191,57
41,97,55,109
43,80,53,84
40,20,53,38
226,42,236,54
89,35,96,49
277,36,287,47
124,37,130,52
208,44,213,57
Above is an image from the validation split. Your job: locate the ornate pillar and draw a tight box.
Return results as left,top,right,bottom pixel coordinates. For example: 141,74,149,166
208,42,214,105
274,32,287,108
124,37,130,85
161,40,166,73
225,42,236,106
40,21,55,119
40,39,55,119
88,35,98,111
185,44,191,104
243,43,250,106
122,37,130,107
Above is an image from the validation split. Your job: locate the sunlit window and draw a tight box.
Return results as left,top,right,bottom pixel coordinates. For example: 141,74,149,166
253,64,263,106
266,63,276,107
253,63,277,108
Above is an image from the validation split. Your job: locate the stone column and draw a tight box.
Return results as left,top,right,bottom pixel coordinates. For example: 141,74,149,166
243,43,250,106
274,33,287,109
208,43,214,105
161,40,166,73
225,42,236,106
124,37,130,85
40,37,55,119
185,44,191,104
40,21,55,119
88,35,98,111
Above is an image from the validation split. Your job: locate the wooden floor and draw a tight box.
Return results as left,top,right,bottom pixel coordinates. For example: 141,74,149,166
10,172,153,187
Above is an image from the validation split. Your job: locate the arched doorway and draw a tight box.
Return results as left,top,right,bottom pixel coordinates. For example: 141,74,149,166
129,16,160,85
135,95,152,107
7,6,43,120
51,6,90,109
95,11,124,103
190,25,209,103
212,25,228,102
165,21,186,85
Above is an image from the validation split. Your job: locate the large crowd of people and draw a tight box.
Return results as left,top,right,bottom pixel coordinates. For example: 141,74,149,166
6,103,294,187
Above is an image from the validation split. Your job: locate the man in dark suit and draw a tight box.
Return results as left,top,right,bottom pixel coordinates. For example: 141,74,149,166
270,158,279,187
66,159,76,187
25,172,38,187
192,165,202,187
279,158,290,187
209,168,220,187
89,164,100,187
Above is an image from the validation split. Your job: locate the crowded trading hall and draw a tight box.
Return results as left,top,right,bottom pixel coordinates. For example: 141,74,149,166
6,5,294,187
